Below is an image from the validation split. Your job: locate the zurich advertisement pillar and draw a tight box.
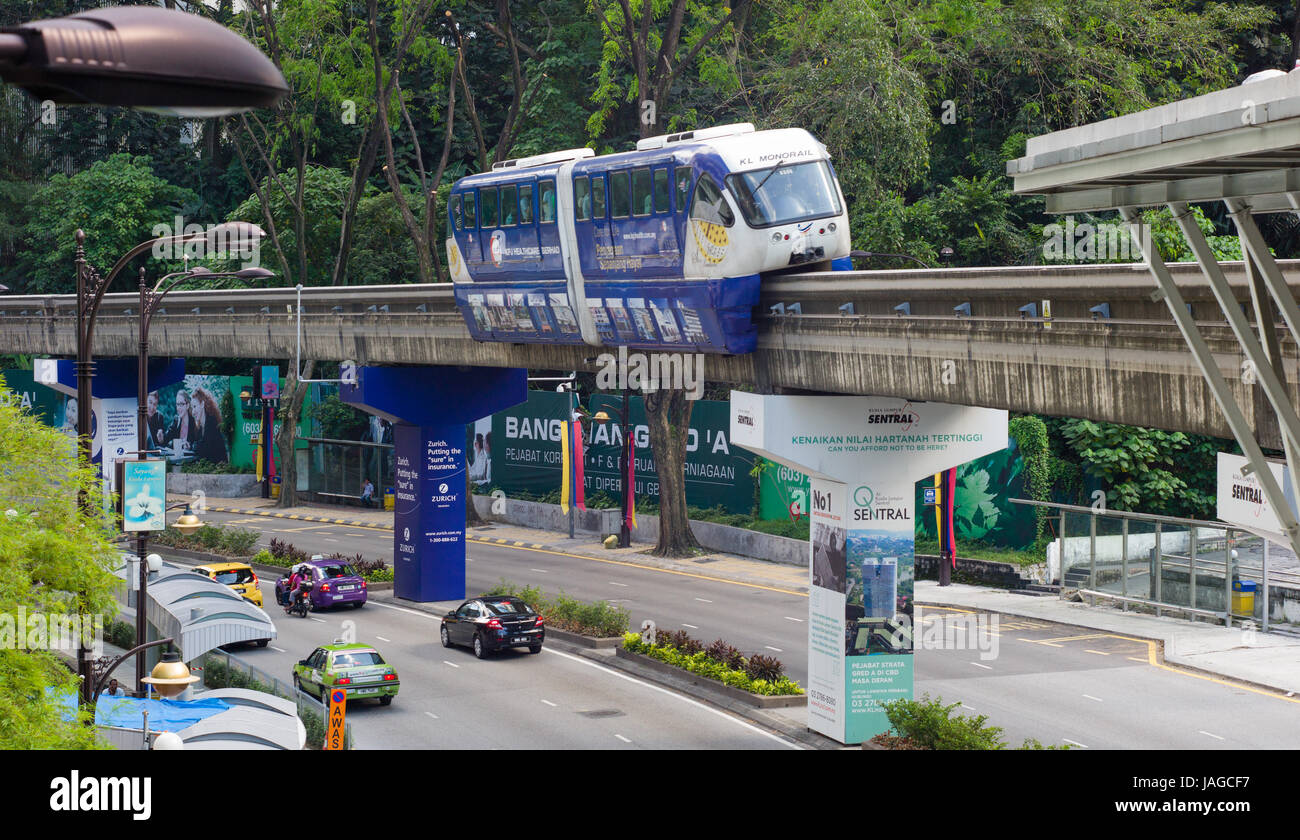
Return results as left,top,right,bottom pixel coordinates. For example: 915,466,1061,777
730,392,1006,745
342,365,527,602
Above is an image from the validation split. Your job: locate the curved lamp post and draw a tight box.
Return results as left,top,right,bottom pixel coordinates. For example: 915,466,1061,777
0,5,287,115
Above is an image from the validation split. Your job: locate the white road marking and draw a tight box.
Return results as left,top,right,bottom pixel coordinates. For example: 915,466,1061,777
376,636,391,642
443,661,460,668
765,646,783,652
530,569,548,573
784,616,803,623
270,646,286,653
309,617,326,623
971,662,993,670
367,600,443,620
695,598,713,603
541,647,802,750
960,704,976,712
323,538,339,543
1199,730,1225,741
1063,739,1089,749
682,623,698,629
1083,694,1104,702
609,582,629,587
614,734,631,744
425,712,439,720
541,699,557,707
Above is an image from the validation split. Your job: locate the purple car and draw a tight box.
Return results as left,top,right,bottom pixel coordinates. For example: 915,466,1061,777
276,557,368,611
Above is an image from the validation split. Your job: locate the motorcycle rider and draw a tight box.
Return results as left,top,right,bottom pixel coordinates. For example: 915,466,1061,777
285,564,311,613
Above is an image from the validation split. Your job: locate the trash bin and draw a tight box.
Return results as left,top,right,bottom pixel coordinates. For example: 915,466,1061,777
383,487,395,511
271,476,281,499
1232,579,1257,616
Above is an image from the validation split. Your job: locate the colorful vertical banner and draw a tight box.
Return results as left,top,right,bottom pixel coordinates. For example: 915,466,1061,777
573,420,586,511
730,392,1007,745
626,431,637,530
560,420,571,514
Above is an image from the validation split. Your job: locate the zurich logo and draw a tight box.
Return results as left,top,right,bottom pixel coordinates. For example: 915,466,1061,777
438,483,449,494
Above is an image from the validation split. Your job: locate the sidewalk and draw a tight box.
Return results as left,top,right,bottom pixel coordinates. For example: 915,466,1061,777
187,495,1300,697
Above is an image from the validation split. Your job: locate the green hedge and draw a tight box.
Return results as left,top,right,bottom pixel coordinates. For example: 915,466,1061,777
202,654,346,750
621,633,804,697
485,579,629,637
877,694,1068,750
150,522,259,556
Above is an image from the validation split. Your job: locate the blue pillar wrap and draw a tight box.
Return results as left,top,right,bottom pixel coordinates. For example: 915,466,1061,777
342,365,527,603
34,357,187,398
392,423,467,601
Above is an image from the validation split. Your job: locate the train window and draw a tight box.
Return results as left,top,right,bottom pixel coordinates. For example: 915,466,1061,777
724,160,842,227
519,183,534,225
539,179,557,223
464,191,477,229
654,169,670,213
592,176,607,219
481,187,498,229
632,168,652,216
574,176,591,221
500,185,518,227
610,171,630,219
690,173,734,227
451,194,463,230
675,168,691,213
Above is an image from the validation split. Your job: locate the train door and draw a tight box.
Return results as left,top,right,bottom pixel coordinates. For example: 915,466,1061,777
607,169,633,272
536,177,564,280
462,188,482,268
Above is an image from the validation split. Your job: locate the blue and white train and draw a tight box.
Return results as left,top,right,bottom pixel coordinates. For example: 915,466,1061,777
446,123,851,354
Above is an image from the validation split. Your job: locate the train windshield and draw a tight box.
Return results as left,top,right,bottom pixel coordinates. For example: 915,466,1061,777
725,160,841,228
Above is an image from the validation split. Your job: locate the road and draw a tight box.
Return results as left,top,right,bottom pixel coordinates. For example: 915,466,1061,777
198,510,1300,749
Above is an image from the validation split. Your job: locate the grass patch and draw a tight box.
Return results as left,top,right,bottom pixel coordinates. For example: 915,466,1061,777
914,537,1041,568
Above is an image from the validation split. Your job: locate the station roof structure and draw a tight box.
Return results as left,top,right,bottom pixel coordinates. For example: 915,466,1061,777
1008,69,1300,214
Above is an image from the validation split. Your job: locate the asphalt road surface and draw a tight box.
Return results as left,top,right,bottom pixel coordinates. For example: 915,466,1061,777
198,511,1300,749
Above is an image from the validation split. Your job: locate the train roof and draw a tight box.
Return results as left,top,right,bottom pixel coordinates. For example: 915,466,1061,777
452,126,828,189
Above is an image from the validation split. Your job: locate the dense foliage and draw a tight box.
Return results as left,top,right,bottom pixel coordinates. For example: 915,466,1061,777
0,377,121,748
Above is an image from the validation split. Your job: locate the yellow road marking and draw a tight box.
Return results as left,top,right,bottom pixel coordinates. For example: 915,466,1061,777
1084,649,1111,656
1019,638,1063,647
1035,633,1114,644
275,524,337,532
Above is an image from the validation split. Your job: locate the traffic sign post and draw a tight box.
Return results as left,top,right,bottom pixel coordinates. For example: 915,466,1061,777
326,687,347,750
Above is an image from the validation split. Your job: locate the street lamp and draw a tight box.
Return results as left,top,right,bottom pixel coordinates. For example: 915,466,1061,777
0,6,287,115
128,263,271,693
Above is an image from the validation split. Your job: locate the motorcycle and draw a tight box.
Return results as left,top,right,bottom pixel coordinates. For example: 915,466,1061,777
286,583,312,618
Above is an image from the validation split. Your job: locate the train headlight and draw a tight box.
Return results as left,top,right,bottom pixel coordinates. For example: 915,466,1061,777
828,222,837,233
771,231,783,243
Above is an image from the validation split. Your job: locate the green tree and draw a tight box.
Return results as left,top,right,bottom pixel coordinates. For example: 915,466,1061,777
0,375,122,749
21,153,197,295
228,165,352,287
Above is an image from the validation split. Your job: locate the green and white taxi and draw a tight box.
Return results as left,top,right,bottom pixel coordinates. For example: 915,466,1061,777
293,642,399,706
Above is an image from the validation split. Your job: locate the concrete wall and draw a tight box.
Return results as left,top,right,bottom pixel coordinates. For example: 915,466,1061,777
167,472,261,499
471,495,808,567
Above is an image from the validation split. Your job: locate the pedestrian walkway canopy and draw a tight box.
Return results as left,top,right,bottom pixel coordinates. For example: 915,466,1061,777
114,560,277,660
1010,68,1300,566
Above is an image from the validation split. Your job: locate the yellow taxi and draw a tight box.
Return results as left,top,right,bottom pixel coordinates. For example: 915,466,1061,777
194,561,264,608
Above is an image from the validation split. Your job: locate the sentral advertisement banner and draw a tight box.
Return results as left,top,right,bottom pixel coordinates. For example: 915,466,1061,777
1217,452,1297,545
487,390,754,513
731,391,1007,745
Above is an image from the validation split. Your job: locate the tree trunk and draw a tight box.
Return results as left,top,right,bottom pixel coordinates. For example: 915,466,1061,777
275,359,314,508
643,388,700,556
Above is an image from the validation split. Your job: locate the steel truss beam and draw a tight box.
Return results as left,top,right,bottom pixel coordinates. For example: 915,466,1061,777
1120,205,1300,561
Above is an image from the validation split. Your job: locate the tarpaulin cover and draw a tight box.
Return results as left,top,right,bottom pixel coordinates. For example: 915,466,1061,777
94,695,230,731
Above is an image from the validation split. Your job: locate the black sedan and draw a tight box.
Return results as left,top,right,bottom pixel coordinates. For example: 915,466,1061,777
440,595,545,658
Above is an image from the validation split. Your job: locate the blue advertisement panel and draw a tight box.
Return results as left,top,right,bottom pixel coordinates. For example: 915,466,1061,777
122,459,167,532
453,275,760,354
393,423,466,602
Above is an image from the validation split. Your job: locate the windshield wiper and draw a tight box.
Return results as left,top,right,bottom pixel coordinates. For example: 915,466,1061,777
749,157,786,196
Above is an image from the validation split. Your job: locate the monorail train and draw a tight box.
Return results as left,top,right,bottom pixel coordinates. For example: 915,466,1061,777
446,123,851,354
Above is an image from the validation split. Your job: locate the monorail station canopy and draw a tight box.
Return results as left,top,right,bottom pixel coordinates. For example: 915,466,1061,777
1009,68,1300,561
114,561,277,660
